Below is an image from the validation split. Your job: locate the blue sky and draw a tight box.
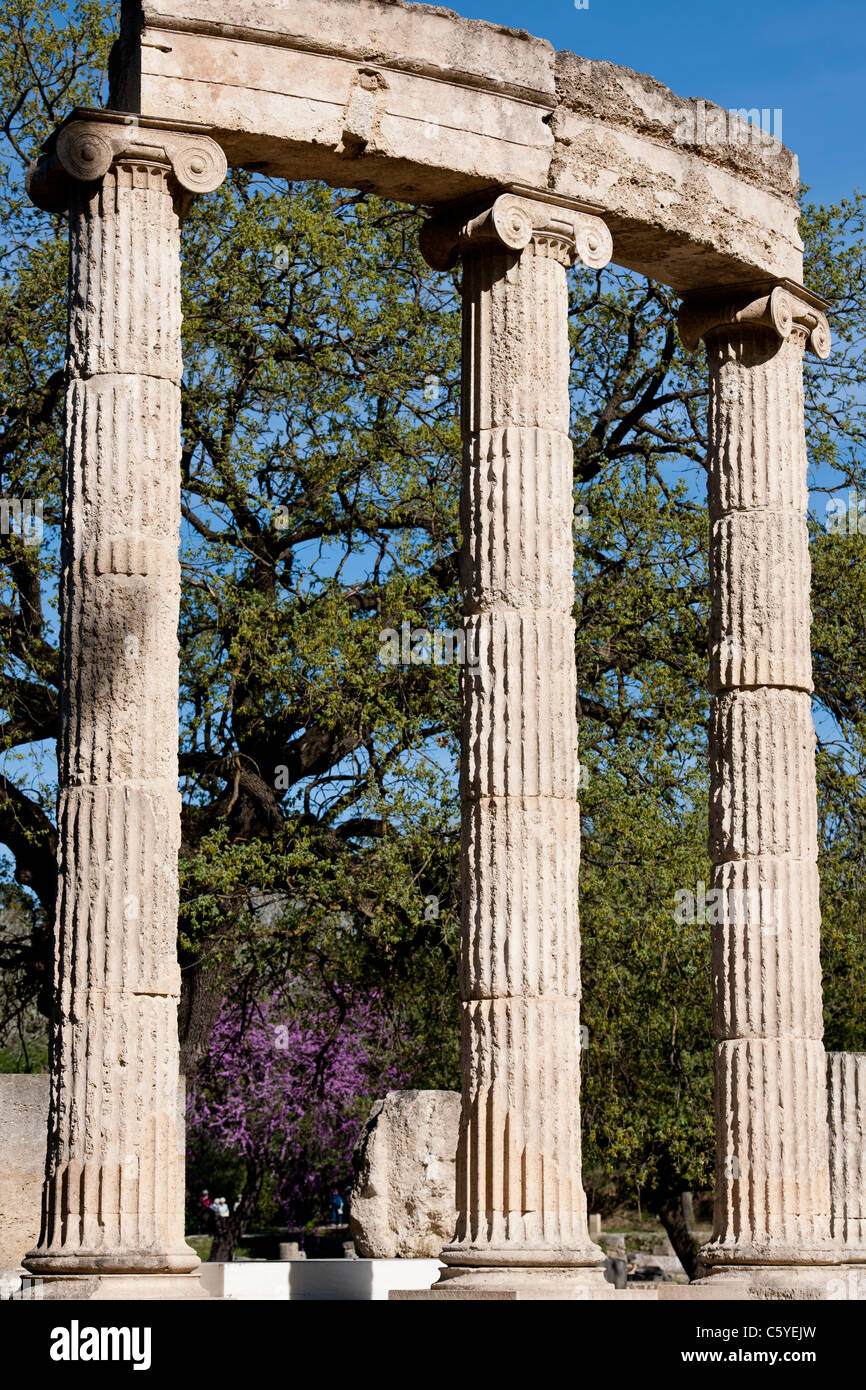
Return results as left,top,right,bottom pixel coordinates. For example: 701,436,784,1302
442,0,864,208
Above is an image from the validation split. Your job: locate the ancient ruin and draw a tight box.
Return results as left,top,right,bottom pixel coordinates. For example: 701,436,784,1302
19,0,865,1298
350,1090,460,1259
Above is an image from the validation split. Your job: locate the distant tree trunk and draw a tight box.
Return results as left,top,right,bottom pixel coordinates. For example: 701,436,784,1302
648,1187,702,1281
208,1156,264,1263
178,954,227,1078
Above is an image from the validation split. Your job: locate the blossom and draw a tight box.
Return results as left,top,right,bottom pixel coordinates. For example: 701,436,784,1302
187,980,408,1224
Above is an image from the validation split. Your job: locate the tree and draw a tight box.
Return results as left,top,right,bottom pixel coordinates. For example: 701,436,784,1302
187,975,410,1260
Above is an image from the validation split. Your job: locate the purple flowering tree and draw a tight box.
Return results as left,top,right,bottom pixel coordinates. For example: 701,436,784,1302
187,981,409,1260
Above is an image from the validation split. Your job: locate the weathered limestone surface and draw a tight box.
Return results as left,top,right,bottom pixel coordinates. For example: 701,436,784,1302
554,53,798,198
110,0,556,200
350,1091,460,1258
24,114,225,1291
678,287,856,1291
551,53,801,289
420,194,610,1291
828,1053,866,1249
0,1076,49,1274
111,0,803,288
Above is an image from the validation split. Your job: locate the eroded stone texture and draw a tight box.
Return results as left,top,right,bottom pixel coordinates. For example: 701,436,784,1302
553,53,798,198
110,0,557,201
24,115,225,1285
0,1076,49,1275
420,194,610,1291
828,1053,866,1248
112,1,803,289
679,287,851,1286
551,53,802,289
350,1091,460,1258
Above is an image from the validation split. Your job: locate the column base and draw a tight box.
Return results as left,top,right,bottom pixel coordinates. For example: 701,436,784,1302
423,1257,610,1299
16,1272,213,1301
702,1237,866,1267
24,1247,200,1276
442,1236,607,1269
697,1259,866,1300
395,1265,622,1300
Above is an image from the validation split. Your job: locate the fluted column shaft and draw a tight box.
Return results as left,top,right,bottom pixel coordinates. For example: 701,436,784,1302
24,114,225,1275
827,1053,866,1249
422,195,612,1273
681,286,837,1270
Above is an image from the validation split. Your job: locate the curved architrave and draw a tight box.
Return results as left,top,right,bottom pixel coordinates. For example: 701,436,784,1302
108,0,803,293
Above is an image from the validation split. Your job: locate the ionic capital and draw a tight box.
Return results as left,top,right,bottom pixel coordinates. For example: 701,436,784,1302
27,108,227,214
679,282,831,360
420,193,613,273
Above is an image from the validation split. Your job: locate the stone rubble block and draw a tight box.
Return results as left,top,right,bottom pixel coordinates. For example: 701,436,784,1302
0,1076,49,1276
350,1090,461,1259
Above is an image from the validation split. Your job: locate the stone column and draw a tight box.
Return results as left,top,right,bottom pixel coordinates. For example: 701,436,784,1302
23,112,226,1296
827,1053,866,1253
679,286,862,1292
420,194,612,1293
